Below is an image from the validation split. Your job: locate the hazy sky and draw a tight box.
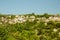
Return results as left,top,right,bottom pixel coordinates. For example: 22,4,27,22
0,0,60,14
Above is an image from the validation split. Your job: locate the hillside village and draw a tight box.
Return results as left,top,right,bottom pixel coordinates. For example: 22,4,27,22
0,13,60,24
0,13,60,40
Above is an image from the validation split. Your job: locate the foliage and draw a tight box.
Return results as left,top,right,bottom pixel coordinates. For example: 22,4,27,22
0,13,60,40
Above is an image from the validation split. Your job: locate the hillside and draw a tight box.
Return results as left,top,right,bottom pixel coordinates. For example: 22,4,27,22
0,13,60,40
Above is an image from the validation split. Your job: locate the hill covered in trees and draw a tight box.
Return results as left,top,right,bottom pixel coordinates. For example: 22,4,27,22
0,13,60,40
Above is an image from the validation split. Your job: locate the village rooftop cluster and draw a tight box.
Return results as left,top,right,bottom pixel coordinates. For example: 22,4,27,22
0,13,60,24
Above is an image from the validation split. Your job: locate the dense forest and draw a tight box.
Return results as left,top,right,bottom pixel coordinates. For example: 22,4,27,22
0,13,60,40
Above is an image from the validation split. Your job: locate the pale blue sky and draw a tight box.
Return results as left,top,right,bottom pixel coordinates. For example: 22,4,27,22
0,0,60,14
